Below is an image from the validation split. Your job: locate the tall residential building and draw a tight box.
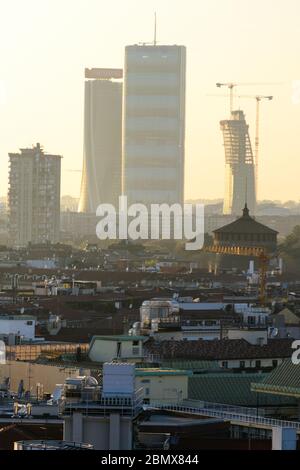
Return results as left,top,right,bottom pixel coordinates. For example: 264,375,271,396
78,68,123,213
221,110,256,215
123,45,186,207
8,143,61,247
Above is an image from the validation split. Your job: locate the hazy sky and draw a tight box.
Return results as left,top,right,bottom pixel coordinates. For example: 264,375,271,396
0,0,299,202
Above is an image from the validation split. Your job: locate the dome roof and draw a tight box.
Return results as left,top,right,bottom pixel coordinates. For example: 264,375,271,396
213,205,278,235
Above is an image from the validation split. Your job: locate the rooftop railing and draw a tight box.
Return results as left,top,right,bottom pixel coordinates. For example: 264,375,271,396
61,387,144,418
145,401,300,432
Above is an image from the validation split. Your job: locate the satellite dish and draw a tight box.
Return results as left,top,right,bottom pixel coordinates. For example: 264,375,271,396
268,327,279,338
85,376,98,387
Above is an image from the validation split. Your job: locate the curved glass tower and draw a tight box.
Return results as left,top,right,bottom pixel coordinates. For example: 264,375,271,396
221,110,256,215
78,69,123,213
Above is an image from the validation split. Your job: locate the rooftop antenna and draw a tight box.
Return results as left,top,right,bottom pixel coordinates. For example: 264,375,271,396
154,12,157,46
243,177,250,217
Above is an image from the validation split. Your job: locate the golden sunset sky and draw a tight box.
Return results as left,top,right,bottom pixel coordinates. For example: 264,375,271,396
0,0,299,201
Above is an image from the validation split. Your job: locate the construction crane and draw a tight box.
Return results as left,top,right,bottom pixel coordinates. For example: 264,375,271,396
215,82,278,114
237,95,273,200
209,91,274,199
203,244,271,305
216,83,265,113
216,83,243,113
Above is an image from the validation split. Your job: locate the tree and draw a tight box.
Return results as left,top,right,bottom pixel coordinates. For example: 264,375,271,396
279,226,300,272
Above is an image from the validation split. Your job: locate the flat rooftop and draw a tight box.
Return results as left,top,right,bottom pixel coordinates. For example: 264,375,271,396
136,368,192,377
90,335,146,342
0,315,36,321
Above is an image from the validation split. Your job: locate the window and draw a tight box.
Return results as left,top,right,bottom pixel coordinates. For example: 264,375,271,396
145,387,150,396
255,360,261,368
222,361,228,369
26,321,33,326
132,346,140,356
141,379,150,384
272,360,278,368
132,340,139,346
240,361,245,369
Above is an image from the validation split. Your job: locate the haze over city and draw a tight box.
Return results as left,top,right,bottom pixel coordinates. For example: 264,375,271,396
3,0,300,457
0,0,299,201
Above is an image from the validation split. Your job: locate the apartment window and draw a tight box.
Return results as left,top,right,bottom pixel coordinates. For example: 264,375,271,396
255,360,261,368
27,321,33,326
132,340,139,346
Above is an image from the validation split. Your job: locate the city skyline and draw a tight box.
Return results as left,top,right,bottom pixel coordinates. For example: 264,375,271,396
0,0,300,202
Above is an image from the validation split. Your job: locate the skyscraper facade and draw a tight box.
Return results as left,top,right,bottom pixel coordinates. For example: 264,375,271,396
221,110,256,215
78,68,123,213
8,143,61,247
123,45,186,207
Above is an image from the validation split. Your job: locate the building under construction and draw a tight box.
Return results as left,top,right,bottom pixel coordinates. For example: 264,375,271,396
221,110,256,216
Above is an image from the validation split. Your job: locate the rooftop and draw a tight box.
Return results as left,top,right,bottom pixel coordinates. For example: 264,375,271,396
189,373,297,407
144,338,294,361
90,335,147,343
15,440,93,450
213,205,278,235
270,308,300,325
136,368,192,377
251,359,300,398
0,315,36,321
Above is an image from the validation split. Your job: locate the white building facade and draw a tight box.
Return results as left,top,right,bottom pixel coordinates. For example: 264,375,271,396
0,315,36,341
123,45,186,207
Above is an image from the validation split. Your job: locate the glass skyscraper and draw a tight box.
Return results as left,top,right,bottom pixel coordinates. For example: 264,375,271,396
78,68,123,213
123,45,186,207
